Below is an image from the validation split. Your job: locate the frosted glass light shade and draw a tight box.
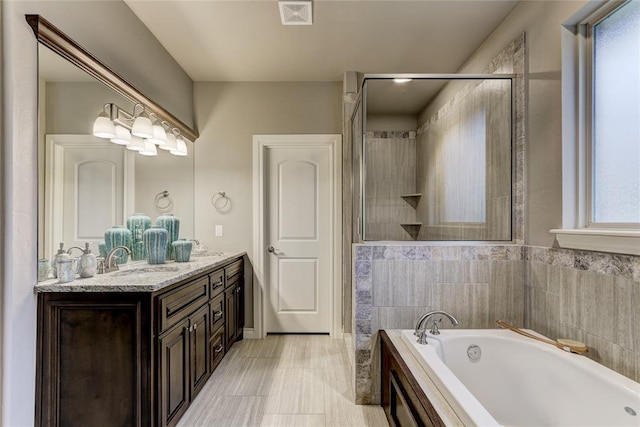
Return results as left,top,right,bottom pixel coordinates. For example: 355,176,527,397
92,113,116,139
110,125,131,145
170,137,188,157
148,123,167,146
139,140,158,156
126,135,146,151
160,132,178,151
131,113,153,138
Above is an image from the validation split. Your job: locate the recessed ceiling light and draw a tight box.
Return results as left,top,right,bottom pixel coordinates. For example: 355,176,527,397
279,1,313,26
393,78,413,84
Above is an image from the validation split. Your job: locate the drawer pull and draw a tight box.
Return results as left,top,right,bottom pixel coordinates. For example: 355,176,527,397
193,323,197,331
214,345,224,355
187,325,193,332
212,281,224,289
214,310,223,319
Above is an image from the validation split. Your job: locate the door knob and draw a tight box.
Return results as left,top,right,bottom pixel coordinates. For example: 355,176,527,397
267,246,277,253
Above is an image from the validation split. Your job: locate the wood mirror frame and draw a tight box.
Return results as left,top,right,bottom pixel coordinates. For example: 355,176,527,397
26,14,199,142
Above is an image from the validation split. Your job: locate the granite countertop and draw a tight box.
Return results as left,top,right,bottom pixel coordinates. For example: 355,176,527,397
34,251,246,293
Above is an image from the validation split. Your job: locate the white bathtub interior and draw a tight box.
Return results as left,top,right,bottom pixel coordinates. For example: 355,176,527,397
400,329,640,426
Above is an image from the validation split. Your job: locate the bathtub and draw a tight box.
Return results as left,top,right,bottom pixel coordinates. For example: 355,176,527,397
399,329,640,426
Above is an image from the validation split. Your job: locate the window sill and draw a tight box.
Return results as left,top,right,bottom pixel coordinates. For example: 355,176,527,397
550,229,640,256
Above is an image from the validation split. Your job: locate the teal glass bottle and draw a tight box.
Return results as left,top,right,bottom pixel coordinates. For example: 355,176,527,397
144,226,168,264
127,213,151,261
104,225,132,264
156,214,180,260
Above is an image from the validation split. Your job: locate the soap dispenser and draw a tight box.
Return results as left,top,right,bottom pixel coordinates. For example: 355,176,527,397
79,242,97,278
51,242,70,278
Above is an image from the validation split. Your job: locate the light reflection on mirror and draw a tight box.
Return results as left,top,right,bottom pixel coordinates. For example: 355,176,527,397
37,44,195,261
362,77,512,241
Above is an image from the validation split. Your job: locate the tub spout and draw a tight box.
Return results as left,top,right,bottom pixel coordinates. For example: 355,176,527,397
414,310,459,340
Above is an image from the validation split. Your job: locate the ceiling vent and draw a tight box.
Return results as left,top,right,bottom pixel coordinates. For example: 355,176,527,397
279,1,313,25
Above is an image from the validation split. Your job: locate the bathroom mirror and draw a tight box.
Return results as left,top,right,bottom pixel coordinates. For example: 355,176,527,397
36,32,195,261
360,76,512,241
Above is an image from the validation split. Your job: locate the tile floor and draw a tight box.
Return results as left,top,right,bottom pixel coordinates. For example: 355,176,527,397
177,335,389,427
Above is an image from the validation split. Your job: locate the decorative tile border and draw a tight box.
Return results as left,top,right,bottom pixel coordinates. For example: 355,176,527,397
525,246,640,281
365,131,416,139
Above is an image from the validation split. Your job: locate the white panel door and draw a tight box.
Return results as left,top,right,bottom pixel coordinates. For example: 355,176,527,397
266,145,331,333
62,148,125,247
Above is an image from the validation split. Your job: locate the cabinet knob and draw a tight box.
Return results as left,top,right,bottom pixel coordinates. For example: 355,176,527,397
214,310,223,319
193,323,197,330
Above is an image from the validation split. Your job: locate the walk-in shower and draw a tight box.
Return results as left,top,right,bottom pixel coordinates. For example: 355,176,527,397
351,75,514,241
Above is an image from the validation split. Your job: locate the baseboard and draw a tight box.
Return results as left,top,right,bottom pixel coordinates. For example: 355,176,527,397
243,328,255,339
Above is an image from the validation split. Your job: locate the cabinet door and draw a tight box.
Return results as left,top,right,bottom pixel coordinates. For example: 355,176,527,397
189,304,210,399
159,320,189,427
225,284,237,347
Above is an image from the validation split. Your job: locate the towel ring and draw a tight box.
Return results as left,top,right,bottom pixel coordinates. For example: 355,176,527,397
211,191,231,213
154,190,173,211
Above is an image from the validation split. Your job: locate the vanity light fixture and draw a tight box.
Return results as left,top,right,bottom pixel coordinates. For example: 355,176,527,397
126,135,146,152
139,140,158,156
92,104,116,139
393,78,413,84
131,105,154,139
171,133,188,157
148,115,168,146
92,102,188,157
110,125,132,146
161,131,178,151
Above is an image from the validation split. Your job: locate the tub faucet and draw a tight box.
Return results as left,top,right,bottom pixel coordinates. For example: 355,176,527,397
414,310,460,341
103,246,132,273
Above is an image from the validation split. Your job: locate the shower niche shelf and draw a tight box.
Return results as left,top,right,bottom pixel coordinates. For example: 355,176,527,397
400,222,422,240
401,193,422,209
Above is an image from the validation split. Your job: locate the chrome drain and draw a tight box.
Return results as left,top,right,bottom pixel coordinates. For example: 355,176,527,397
625,407,636,416
467,344,481,361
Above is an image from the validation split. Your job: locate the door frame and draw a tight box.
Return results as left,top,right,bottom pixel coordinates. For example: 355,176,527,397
252,134,342,339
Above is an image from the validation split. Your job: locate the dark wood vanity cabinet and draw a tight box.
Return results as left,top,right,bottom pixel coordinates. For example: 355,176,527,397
35,256,245,427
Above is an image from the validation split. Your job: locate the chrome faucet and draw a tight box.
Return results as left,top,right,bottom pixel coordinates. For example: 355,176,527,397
102,246,132,273
414,310,459,344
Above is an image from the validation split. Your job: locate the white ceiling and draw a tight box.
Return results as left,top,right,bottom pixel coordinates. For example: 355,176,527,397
124,0,519,82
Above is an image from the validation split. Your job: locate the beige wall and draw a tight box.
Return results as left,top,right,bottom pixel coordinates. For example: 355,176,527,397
193,82,343,327
439,0,588,246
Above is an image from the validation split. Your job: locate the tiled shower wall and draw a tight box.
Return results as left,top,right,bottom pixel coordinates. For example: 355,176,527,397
364,131,417,241
353,244,640,404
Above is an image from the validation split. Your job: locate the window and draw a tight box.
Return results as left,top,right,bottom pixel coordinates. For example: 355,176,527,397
591,0,640,225
555,0,640,255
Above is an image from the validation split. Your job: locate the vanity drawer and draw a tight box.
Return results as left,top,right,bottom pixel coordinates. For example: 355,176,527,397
210,326,225,372
209,293,224,335
157,276,209,333
225,259,243,284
